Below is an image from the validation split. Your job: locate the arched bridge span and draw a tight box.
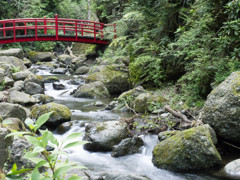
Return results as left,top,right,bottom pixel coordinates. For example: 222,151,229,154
0,15,116,45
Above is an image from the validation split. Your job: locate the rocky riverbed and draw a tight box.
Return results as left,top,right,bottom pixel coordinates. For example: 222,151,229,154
0,47,240,179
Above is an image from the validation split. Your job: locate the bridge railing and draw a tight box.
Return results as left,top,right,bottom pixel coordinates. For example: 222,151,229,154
0,14,116,42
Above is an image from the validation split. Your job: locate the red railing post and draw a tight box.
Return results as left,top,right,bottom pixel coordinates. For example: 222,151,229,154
63,23,65,35
101,24,104,39
55,14,58,40
81,24,83,36
3,23,6,37
114,23,117,39
35,19,38,40
94,23,96,41
13,20,16,42
44,16,47,35
24,22,27,36
75,21,78,40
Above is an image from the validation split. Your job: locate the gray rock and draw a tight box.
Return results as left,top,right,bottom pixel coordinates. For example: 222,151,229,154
152,124,221,171
0,91,9,102
111,137,144,157
24,74,44,88
56,122,73,135
28,51,53,63
86,65,130,95
75,66,90,75
58,54,73,65
223,159,240,179
201,72,240,144
158,130,180,142
93,101,105,107
0,102,27,120
53,82,65,90
4,76,14,87
4,118,26,131
50,68,67,74
0,48,23,58
73,81,109,98
0,56,26,71
0,127,13,169
68,79,83,85
105,101,118,110
13,80,24,91
13,70,33,81
44,76,60,83
24,82,44,95
9,90,39,105
32,94,54,104
83,121,129,152
23,58,32,68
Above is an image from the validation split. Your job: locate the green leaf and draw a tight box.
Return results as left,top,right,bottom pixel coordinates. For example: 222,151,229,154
24,151,38,159
25,118,35,130
47,131,59,146
68,176,82,180
63,133,83,143
31,169,40,180
5,131,31,138
63,141,87,149
7,168,32,176
32,146,45,153
2,119,13,125
34,112,53,132
6,174,24,180
53,166,74,178
10,163,17,173
50,150,68,156
41,130,49,148
35,160,48,169
25,157,44,164
25,135,42,147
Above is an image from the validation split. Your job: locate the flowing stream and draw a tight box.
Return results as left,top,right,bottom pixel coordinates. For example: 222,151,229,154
37,67,224,180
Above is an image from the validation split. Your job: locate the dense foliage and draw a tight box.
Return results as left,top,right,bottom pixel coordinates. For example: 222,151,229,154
95,0,240,106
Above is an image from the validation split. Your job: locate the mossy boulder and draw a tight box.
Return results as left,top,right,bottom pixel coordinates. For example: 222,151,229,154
30,102,71,128
201,71,240,144
86,65,129,95
0,56,26,71
152,124,221,171
133,93,167,113
72,43,96,56
44,76,60,83
0,102,27,121
28,51,53,63
73,81,109,98
24,74,44,88
9,90,39,105
83,121,129,152
12,70,34,81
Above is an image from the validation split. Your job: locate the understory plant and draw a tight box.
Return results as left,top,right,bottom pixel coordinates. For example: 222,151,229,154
3,112,86,180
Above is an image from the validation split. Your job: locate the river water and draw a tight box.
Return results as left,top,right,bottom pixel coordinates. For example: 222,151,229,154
36,68,225,180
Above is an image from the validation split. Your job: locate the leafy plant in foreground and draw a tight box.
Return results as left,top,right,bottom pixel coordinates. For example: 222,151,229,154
3,112,87,180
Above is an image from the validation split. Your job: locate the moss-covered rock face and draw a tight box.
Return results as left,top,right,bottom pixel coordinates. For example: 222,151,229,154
0,56,26,71
0,48,23,59
86,65,129,95
152,125,221,171
30,102,71,128
72,43,96,56
28,51,53,63
201,72,240,144
73,81,109,98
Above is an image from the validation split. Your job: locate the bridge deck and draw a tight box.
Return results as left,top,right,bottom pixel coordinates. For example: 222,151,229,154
0,35,111,45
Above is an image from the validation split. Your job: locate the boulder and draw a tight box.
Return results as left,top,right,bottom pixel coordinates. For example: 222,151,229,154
24,74,44,88
0,48,23,59
133,93,167,113
86,65,129,95
50,68,67,74
201,72,240,144
3,118,26,131
4,76,14,87
223,159,240,179
83,121,129,152
73,81,109,98
53,82,65,90
0,91,9,102
13,70,34,81
72,43,96,56
158,130,180,142
0,56,26,71
44,76,60,83
24,82,44,95
111,137,144,157
0,127,13,169
9,90,39,105
12,80,24,91
30,102,71,127
75,66,90,75
32,94,54,104
56,122,73,135
68,79,83,85
152,124,221,171
28,51,53,63
0,102,27,120
58,54,73,65
23,58,32,68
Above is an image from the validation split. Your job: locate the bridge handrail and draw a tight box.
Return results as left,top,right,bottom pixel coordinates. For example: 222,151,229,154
0,14,116,42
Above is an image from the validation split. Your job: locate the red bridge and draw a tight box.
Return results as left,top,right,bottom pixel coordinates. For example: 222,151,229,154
0,15,116,45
